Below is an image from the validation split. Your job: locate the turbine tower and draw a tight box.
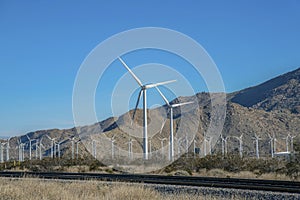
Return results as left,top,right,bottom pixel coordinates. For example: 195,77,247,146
155,86,193,161
39,138,45,160
0,142,4,163
126,138,135,159
26,135,35,160
220,134,226,157
253,133,261,158
6,138,10,162
46,135,56,158
267,133,274,158
289,134,296,153
110,135,115,159
56,139,67,159
118,57,176,160
234,134,243,158
159,137,167,158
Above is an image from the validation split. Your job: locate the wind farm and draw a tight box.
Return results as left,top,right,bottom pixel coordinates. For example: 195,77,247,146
1,1,300,199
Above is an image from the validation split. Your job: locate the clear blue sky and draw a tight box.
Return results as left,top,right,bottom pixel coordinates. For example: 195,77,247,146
1,1,300,136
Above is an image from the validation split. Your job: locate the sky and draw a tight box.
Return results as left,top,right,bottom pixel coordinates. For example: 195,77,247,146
0,1,300,136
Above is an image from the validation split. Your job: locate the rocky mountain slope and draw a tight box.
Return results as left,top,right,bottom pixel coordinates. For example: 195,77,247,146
230,68,300,113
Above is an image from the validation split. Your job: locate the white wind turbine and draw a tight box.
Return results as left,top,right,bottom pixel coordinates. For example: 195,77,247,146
126,138,136,160
155,86,193,161
46,135,56,158
39,138,45,160
175,137,183,156
289,134,296,153
75,139,80,160
56,139,67,159
17,139,25,162
284,134,290,152
118,57,176,160
208,137,213,155
26,135,35,160
159,137,167,159
110,135,115,159
184,133,190,158
0,142,4,163
234,134,243,158
71,137,75,160
6,138,11,161
253,133,261,158
267,133,274,158
220,134,227,157
70,137,81,160
92,139,97,159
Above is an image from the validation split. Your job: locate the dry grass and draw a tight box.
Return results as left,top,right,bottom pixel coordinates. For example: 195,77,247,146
194,168,298,181
0,178,220,200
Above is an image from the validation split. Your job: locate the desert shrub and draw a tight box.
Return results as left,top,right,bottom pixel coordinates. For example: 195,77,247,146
286,140,300,179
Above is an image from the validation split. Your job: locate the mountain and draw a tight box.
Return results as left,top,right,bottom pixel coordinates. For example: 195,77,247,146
230,68,300,113
2,67,300,162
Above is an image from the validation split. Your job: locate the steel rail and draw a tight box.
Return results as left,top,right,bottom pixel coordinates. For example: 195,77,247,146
0,171,299,194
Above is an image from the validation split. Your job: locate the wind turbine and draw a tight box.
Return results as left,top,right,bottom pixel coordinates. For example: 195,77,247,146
203,137,207,156
126,138,135,159
39,138,45,160
0,142,4,163
203,136,212,156
26,135,35,160
284,134,290,152
234,134,243,158
155,86,193,161
267,133,274,158
208,136,213,155
45,135,56,158
6,138,10,161
289,134,296,153
184,134,189,158
17,139,25,162
56,138,68,159
71,137,75,160
70,137,81,160
252,133,261,158
91,139,97,159
109,135,115,159
75,139,81,160
220,134,226,157
159,137,167,158
118,57,176,160
274,136,277,154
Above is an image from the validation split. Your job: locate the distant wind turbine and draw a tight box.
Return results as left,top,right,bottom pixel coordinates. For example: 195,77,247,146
155,86,193,161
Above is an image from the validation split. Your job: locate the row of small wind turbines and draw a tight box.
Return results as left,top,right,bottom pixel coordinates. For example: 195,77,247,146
220,133,296,158
0,134,81,163
0,130,296,163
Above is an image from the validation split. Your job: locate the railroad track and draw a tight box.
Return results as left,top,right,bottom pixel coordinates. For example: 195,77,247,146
0,171,299,194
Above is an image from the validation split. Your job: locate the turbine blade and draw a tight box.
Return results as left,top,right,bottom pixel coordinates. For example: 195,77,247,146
45,135,51,140
172,101,194,108
155,87,170,106
118,57,143,87
132,89,143,123
146,80,176,88
159,118,167,134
